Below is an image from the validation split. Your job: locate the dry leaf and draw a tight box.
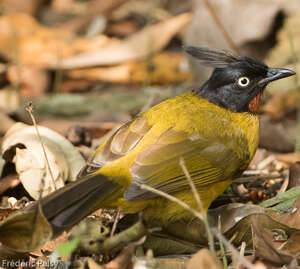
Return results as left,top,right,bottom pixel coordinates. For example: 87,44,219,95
0,14,73,65
262,91,298,120
0,112,16,135
67,52,192,84
7,65,50,96
184,0,299,82
275,153,300,164
155,258,187,269
259,115,296,153
252,214,300,265
0,0,42,15
0,203,53,252
288,162,300,189
105,244,135,269
51,0,76,12
0,13,190,70
85,258,105,269
1,123,85,199
187,248,222,269
0,87,20,113
40,120,118,138
60,13,191,68
0,174,20,195
266,9,300,67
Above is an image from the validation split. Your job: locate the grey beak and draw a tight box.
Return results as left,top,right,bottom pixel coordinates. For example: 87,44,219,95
259,68,296,85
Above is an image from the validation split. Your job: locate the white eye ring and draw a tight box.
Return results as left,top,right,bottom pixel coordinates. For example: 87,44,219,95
237,76,250,87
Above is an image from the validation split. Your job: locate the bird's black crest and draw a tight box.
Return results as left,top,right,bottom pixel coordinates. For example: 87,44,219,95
184,46,238,68
184,46,268,74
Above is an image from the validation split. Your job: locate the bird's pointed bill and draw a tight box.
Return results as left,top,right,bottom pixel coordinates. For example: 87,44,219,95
258,68,295,85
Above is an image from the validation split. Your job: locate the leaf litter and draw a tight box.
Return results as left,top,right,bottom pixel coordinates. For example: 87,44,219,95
0,1,300,268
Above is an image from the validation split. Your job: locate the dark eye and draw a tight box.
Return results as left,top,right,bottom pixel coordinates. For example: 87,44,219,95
237,76,250,87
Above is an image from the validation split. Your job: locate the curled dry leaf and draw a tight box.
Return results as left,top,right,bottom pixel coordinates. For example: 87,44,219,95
60,13,191,69
0,13,190,71
252,214,300,265
1,123,85,199
0,203,53,252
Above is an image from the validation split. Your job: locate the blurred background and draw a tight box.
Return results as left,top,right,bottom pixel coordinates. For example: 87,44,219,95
0,0,300,200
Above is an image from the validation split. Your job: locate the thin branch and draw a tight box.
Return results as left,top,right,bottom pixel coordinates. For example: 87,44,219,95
139,184,203,220
110,210,120,237
26,103,57,191
218,215,228,269
179,157,215,253
138,182,257,269
203,0,240,54
212,228,257,269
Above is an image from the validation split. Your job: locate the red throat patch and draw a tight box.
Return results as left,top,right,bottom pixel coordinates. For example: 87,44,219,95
248,93,262,113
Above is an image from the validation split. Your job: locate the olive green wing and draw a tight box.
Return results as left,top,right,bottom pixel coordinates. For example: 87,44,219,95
77,116,152,179
124,127,250,201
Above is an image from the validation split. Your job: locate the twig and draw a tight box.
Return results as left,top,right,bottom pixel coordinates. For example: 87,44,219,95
202,0,240,54
212,228,257,269
218,216,228,269
139,184,203,220
239,241,246,268
179,157,215,253
110,210,120,237
138,183,257,269
26,103,57,190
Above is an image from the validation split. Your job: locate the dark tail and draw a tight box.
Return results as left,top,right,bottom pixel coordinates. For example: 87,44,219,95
27,174,121,237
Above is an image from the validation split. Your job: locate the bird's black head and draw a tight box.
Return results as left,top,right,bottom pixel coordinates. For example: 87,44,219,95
185,46,295,113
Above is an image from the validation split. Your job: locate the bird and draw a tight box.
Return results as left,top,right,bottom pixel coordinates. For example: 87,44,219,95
29,46,296,237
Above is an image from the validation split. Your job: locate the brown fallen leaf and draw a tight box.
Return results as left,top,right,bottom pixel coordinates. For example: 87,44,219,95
0,87,20,113
1,123,85,199
262,91,298,121
266,9,300,68
1,0,42,15
0,12,190,71
106,20,139,37
60,13,191,68
41,231,70,253
0,13,73,65
187,248,222,269
105,243,135,269
0,208,17,222
274,153,300,164
87,0,127,18
0,112,15,135
288,162,300,189
252,214,300,265
40,120,118,138
7,65,50,97
185,0,300,82
67,52,193,84
259,115,296,153
0,174,20,195
0,203,53,252
51,0,76,12
269,194,300,229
